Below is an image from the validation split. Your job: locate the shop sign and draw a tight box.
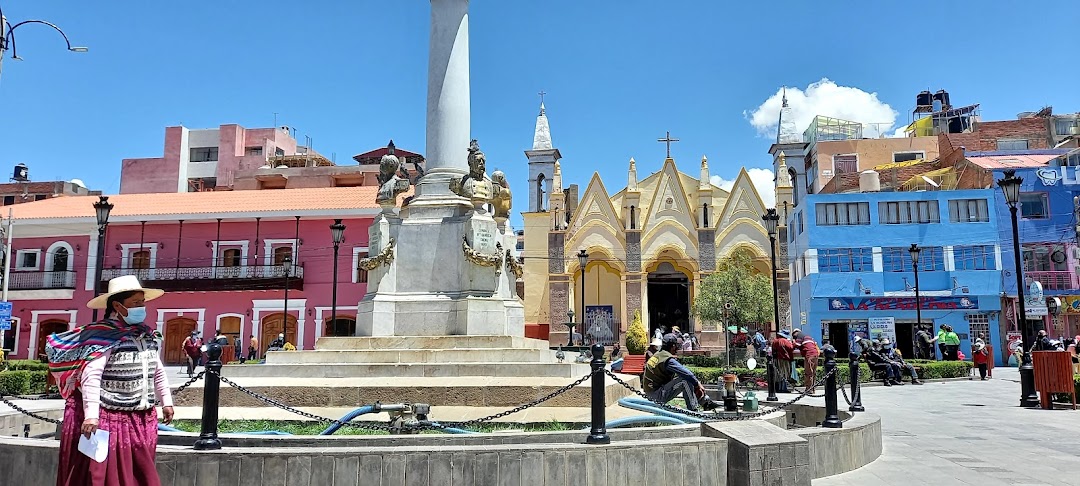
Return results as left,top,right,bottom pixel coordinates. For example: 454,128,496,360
867,317,896,343
828,296,978,311
1064,296,1080,314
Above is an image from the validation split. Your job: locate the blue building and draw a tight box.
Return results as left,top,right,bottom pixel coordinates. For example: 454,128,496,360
786,188,1004,364
975,153,1080,347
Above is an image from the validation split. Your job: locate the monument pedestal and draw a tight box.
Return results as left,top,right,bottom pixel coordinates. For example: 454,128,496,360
357,204,524,337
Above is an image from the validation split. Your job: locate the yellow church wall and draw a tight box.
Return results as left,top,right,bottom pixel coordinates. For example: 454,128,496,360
571,261,622,323
522,212,552,325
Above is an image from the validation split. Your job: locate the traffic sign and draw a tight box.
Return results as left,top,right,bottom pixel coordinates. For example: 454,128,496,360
0,301,12,331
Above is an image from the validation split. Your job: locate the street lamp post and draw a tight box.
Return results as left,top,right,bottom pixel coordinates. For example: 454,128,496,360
566,310,575,347
998,170,1039,408
91,196,113,322
578,249,588,346
329,219,346,334
909,244,923,339
282,254,293,343
0,5,88,80
761,209,780,402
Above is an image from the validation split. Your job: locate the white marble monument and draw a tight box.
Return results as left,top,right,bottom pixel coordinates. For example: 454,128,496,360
357,0,524,337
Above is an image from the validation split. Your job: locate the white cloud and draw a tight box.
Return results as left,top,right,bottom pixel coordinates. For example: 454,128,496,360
745,78,900,140
710,168,776,209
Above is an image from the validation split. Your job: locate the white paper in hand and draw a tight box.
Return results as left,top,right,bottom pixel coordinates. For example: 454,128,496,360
77,429,110,463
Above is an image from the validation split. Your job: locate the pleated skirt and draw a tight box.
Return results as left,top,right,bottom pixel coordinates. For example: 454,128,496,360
56,391,161,486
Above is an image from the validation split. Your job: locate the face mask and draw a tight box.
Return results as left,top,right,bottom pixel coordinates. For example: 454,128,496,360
123,306,147,324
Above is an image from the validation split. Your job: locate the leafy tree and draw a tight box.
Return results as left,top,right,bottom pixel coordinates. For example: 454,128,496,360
693,250,773,333
625,310,648,355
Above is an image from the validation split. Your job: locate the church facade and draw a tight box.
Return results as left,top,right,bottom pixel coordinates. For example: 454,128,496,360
522,104,792,345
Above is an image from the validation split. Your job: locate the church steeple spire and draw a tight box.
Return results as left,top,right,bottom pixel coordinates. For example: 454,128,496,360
532,99,553,150
777,86,800,144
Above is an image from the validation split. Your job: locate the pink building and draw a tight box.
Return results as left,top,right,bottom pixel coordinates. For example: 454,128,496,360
120,124,424,193
2,186,387,364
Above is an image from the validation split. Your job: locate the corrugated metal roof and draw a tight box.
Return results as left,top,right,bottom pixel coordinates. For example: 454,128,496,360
964,154,1059,169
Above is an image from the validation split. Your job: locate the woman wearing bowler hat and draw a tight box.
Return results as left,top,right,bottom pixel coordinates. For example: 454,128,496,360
46,275,173,486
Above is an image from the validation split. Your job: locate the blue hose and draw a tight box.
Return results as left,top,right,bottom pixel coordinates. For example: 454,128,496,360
319,405,376,436
427,422,477,434
617,397,705,424
604,415,686,428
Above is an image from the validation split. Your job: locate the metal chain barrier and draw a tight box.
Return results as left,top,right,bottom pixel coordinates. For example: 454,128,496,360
211,369,598,432
0,395,63,425
0,370,205,427
605,367,836,422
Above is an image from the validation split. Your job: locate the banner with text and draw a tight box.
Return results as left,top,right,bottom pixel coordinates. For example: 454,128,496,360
828,296,978,311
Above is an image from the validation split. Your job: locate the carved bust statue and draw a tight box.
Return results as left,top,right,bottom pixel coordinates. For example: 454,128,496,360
376,143,411,207
450,139,496,209
490,170,512,220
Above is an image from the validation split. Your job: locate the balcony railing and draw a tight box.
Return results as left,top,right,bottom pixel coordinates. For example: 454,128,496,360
1027,271,1078,291
100,265,304,292
6,270,76,290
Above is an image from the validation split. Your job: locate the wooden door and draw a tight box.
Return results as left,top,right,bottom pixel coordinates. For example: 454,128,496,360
261,313,297,353
37,320,70,359
163,318,197,365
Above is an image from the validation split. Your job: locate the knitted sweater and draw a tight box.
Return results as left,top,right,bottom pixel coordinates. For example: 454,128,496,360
80,337,172,420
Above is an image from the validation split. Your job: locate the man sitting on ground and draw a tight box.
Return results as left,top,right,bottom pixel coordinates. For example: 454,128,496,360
642,334,719,411
881,339,922,385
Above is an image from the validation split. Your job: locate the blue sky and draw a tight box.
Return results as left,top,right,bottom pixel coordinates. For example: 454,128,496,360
2,1,1078,227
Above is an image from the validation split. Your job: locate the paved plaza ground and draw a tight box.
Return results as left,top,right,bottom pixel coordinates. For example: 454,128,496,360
810,367,1080,486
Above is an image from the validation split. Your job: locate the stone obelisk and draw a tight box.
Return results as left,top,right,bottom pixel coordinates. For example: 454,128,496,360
357,0,524,337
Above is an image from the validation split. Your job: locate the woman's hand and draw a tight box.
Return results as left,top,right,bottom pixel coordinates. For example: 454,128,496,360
81,418,99,438
161,406,174,425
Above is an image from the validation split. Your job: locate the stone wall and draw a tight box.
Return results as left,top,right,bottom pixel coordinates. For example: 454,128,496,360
0,436,727,486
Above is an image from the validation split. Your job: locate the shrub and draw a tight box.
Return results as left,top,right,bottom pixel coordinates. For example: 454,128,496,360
0,370,51,395
6,360,49,372
625,310,648,355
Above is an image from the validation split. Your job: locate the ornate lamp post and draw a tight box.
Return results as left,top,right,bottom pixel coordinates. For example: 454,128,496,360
566,310,576,347
578,249,588,346
0,4,88,81
91,196,113,321
998,170,1038,407
282,254,293,342
329,219,346,333
761,209,780,402
908,244,923,334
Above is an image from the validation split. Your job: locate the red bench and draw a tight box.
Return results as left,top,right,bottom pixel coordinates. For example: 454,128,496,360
621,355,647,375
1033,350,1077,410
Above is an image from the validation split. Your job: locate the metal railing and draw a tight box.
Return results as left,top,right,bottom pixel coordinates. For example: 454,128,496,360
101,265,304,281
6,270,76,290
1027,271,1078,291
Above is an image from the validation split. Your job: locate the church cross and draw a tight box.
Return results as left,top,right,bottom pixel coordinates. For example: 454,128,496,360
538,90,547,104
658,131,680,158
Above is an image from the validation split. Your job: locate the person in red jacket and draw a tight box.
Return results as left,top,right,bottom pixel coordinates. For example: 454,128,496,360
972,342,990,380
771,330,796,393
793,329,820,393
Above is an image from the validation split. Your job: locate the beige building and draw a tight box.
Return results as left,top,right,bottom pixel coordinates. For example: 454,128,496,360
809,136,940,194
521,105,788,345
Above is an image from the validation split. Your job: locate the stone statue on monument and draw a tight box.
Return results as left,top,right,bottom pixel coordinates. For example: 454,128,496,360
490,170,512,220
449,139,496,210
376,141,412,208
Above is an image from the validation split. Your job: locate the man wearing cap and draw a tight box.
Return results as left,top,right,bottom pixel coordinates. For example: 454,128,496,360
642,334,719,411
882,339,922,384
865,339,902,386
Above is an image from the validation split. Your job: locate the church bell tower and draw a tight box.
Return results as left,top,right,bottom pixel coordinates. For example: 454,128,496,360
526,94,562,212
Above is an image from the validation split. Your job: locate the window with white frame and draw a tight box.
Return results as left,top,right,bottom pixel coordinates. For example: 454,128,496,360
352,247,370,283
892,151,925,163
948,199,989,223
262,240,296,266
2,317,18,352
878,200,940,224
121,244,158,270
815,202,870,226
15,249,41,270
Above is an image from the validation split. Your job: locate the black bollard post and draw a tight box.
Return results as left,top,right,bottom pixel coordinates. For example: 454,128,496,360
585,343,610,444
193,342,223,450
847,357,864,412
766,353,778,402
821,345,841,428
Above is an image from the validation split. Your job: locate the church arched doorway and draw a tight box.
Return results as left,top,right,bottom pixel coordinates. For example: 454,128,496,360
647,262,691,338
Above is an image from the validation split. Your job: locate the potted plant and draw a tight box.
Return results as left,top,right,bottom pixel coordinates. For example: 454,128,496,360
621,310,649,375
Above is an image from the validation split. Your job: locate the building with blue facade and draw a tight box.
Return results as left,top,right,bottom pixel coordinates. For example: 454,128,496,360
976,153,1080,347
786,188,1005,364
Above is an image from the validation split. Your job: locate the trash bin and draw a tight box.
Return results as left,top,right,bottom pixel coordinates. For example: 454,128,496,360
1032,350,1076,410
